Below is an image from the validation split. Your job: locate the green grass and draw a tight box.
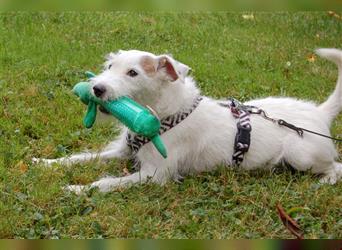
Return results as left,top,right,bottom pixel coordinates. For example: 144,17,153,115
1,12,342,239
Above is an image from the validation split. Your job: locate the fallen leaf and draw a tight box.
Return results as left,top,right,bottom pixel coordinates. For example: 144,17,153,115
42,144,54,156
16,161,28,173
242,14,254,20
276,203,304,239
307,54,316,63
142,17,156,24
23,85,38,97
328,11,341,19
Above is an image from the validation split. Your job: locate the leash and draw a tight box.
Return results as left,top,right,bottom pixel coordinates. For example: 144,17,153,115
220,97,342,167
243,102,342,142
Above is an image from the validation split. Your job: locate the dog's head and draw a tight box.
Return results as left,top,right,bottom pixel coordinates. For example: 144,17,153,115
91,50,191,106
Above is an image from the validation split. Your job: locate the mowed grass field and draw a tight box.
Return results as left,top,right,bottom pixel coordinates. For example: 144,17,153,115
0,12,342,239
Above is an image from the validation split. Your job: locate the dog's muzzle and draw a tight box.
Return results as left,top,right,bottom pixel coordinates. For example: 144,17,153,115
93,84,106,97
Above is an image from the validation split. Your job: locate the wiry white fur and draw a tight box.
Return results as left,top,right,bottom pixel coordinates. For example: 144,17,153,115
317,48,342,123
33,48,342,194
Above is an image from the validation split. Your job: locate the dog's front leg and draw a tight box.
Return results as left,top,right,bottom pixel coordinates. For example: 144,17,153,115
66,143,181,194
33,131,130,167
66,160,174,194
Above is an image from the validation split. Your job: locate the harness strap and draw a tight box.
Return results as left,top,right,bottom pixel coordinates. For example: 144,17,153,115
220,98,252,166
232,109,252,166
126,96,203,155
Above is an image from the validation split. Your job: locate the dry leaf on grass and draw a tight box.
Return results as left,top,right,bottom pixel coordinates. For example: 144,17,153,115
328,11,342,20
242,14,254,20
16,161,28,173
276,203,304,239
307,54,316,63
142,17,156,24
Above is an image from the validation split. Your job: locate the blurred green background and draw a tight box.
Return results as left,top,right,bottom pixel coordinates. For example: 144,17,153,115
0,0,342,10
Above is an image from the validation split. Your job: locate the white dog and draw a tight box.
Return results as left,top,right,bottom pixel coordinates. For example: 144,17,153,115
34,48,342,194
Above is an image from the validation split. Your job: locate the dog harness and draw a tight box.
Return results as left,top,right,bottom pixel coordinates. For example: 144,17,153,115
126,96,254,166
126,96,203,155
127,93,342,168
126,95,342,168
219,98,252,166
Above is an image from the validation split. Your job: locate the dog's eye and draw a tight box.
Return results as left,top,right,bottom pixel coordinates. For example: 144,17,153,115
108,64,112,69
127,69,138,77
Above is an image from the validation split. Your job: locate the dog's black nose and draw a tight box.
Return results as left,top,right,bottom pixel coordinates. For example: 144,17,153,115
93,84,106,97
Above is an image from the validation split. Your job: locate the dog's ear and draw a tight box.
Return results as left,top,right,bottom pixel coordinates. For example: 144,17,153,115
140,55,190,82
157,55,191,82
157,56,179,81
140,55,178,81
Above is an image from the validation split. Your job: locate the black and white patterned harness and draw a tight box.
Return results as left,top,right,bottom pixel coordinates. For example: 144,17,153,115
126,96,203,155
126,96,254,167
127,95,342,168
218,98,253,166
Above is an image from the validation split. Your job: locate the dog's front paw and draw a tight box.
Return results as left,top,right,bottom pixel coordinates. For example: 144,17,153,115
90,178,119,193
32,157,41,164
319,174,337,185
32,157,53,165
32,157,59,167
64,185,89,195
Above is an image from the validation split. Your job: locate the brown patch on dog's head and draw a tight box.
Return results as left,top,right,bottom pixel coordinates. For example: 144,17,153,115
140,54,182,82
140,56,157,76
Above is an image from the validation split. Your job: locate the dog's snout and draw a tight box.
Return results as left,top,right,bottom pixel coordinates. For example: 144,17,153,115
93,84,106,97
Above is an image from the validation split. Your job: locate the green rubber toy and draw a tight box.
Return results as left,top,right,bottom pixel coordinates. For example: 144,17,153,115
73,72,167,158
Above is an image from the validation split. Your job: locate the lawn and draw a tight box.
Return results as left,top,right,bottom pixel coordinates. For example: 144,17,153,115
0,12,341,239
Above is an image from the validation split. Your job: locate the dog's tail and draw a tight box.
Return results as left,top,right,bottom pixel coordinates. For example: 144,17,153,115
317,48,342,124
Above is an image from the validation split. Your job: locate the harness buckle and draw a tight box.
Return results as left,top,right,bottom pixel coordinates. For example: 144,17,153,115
234,123,251,153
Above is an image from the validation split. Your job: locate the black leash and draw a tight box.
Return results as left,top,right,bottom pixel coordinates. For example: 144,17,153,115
248,106,342,142
280,119,342,142
219,98,342,167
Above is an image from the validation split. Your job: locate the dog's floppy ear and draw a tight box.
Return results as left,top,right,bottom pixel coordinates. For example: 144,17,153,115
140,55,178,81
140,54,190,82
157,55,179,81
157,55,191,82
